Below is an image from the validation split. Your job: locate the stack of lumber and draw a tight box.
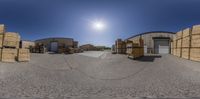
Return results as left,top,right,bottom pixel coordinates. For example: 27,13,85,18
0,24,30,62
17,49,30,62
190,25,200,61
31,43,46,53
3,32,20,48
126,40,144,59
171,24,200,62
115,39,126,54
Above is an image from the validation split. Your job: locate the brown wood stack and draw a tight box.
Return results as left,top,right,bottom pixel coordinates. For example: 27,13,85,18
126,40,144,59
190,25,200,61
1,48,17,62
3,32,20,48
176,31,183,39
0,25,5,34
115,39,126,54
17,49,30,62
171,24,200,62
181,48,190,59
0,24,30,62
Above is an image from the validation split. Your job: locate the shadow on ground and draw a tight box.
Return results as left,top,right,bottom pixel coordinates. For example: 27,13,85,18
130,55,162,62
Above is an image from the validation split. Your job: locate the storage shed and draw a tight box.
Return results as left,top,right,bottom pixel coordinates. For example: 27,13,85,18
126,31,175,54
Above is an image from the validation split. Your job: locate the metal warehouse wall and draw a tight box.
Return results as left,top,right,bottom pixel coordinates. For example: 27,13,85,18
128,32,175,53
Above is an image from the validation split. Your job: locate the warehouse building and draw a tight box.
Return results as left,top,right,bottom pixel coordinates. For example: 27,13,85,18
79,44,96,51
35,37,78,52
126,31,175,54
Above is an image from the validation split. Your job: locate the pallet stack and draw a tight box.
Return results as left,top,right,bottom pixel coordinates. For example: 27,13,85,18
115,39,126,54
171,24,200,62
0,24,30,62
126,39,144,59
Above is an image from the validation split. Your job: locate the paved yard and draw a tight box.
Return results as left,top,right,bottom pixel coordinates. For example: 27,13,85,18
0,51,200,98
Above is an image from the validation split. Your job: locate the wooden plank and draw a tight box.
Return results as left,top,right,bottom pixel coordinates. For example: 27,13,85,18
190,48,200,62
192,25,200,35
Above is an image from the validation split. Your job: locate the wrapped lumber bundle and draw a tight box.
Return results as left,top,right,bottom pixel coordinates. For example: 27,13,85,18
1,48,17,62
0,34,3,48
3,32,20,48
126,41,144,59
181,48,190,59
0,24,5,34
176,31,183,40
191,34,200,47
177,39,182,48
17,49,30,62
182,28,191,48
182,36,190,48
182,28,191,38
174,48,181,57
192,25,200,35
191,25,200,48
190,48,200,62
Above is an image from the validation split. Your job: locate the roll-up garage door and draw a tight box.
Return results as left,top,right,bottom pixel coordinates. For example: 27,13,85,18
50,42,58,52
154,39,169,54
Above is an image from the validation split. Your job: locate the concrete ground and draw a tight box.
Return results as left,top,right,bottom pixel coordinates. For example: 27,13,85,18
0,51,200,98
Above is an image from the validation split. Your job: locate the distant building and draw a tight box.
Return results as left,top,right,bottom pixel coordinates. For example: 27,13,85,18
35,37,78,52
80,44,96,51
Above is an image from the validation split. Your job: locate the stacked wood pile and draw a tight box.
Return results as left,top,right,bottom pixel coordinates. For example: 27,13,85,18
31,43,46,53
171,25,200,62
126,38,144,59
0,24,30,62
115,39,126,54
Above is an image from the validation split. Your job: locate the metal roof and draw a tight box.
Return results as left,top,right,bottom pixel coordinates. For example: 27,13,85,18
126,31,175,40
35,37,74,42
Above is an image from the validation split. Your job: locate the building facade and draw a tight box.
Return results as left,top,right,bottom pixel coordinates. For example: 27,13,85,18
79,44,96,51
126,31,175,54
35,37,78,52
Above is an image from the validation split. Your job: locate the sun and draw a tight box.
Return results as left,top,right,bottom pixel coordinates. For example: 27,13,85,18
93,21,105,30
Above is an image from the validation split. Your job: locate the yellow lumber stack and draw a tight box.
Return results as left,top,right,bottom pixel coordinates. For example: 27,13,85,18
0,25,5,34
17,49,30,62
126,40,144,59
1,48,17,62
3,32,20,48
190,25,200,61
0,24,30,62
115,39,126,54
171,24,200,62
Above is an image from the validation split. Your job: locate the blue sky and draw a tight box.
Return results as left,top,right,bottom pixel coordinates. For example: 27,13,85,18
0,0,200,47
